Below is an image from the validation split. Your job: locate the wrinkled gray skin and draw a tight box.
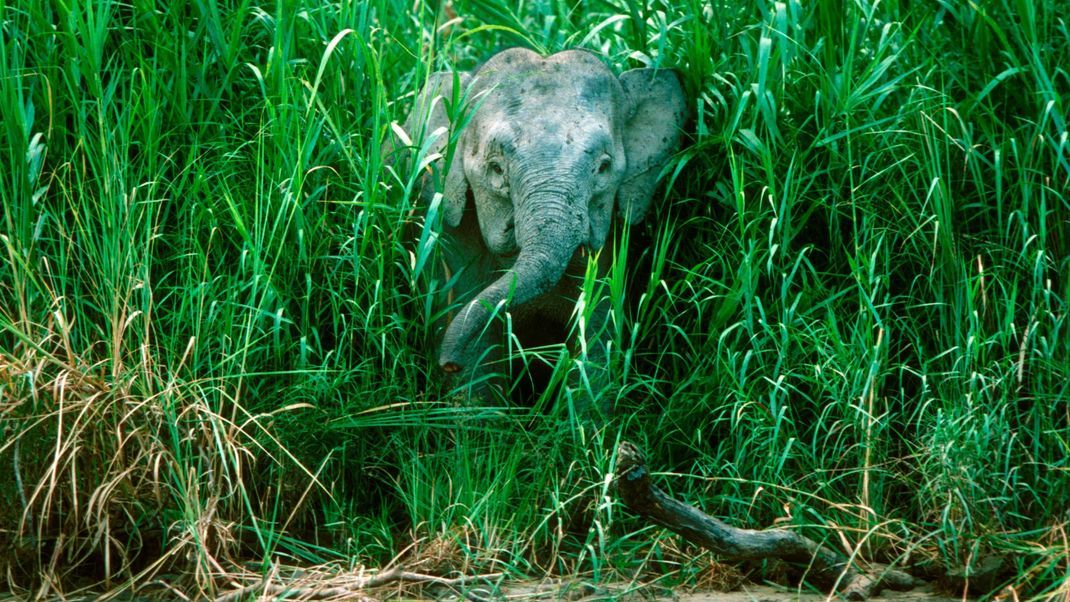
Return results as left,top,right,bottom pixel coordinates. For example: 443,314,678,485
389,48,686,399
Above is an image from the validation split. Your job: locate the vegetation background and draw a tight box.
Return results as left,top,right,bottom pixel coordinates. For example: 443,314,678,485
1,0,1067,598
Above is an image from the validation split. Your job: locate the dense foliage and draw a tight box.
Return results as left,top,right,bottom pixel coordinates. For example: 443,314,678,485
1,0,1067,598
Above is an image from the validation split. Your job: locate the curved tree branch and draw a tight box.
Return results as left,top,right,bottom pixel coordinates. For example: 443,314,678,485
614,442,915,600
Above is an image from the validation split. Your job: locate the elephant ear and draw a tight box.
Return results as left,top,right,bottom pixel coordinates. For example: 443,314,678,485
617,68,687,224
384,71,472,229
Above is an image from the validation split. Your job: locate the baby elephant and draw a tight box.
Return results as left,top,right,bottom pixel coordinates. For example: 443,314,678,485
388,48,686,400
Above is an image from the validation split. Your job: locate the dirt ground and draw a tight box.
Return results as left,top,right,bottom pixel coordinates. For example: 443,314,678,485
672,583,959,602
0,581,965,601
496,581,961,602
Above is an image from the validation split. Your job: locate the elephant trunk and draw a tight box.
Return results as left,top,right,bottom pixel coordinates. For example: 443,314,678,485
439,191,585,374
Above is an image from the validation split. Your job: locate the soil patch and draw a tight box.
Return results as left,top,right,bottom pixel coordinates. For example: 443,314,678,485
497,580,958,602
674,583,958,602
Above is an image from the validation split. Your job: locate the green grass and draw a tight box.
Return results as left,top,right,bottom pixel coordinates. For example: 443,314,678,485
1,0,1068,598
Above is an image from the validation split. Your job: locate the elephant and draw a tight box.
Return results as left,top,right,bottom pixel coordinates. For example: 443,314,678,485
386,48,687,406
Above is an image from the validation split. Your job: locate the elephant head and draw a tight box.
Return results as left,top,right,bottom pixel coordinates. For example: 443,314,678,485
393,48,687,375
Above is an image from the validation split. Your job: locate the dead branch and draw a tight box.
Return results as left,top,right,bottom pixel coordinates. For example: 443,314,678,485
614,441,915,600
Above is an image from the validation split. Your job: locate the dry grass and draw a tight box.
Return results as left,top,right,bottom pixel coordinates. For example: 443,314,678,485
0,310,315,597
195,562,500,602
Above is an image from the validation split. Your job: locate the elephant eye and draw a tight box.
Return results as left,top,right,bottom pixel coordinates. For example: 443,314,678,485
596,157,612,175
488,160,504,177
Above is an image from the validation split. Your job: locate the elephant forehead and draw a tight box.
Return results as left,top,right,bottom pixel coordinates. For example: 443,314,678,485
476,109,611,150
471,52,623,148
480,47,615,81
485,71,619,121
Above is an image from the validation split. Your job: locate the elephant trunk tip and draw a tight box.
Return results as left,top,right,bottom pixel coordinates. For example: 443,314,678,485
441,360,462,373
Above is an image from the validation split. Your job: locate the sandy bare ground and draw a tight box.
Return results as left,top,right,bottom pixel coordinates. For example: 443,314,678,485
672,583,958,602
0,581,962,601
493,581,960,602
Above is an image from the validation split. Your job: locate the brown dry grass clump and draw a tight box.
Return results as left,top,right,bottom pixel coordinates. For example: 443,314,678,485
0,314,316,598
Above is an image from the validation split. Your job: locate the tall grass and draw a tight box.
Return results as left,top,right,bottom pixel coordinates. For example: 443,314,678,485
0,0,1067,598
